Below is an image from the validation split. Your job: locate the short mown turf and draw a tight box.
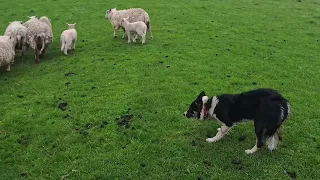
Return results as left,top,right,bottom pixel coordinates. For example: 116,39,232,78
1,0,320,179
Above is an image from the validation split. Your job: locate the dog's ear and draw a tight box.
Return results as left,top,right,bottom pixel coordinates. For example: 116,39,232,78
197,91,206,99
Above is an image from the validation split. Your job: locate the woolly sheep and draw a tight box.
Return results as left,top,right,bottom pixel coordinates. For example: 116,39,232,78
4,21,28,57
60,23,77,55
26,16,53,63
0,36,15,71
39,16,52,28
121,18,147,44
22,16,38,28
105,8,153,40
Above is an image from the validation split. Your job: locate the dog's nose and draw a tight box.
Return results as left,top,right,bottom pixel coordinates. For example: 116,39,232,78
183,112,186,116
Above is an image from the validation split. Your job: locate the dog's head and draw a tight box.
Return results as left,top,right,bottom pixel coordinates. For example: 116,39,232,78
184,91,209,119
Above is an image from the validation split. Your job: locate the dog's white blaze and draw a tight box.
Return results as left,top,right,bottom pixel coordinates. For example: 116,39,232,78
266,135,278,151
280,106,284,121
200,96,209,120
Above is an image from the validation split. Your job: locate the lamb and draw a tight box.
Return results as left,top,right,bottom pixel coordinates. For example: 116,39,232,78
60,23,77,55
4,21,28,58
105,8,153,40
121,18,147,44
0,36,16,71
25,16,53,63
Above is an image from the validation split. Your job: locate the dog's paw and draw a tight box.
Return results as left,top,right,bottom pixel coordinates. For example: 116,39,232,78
206,137,218,143
245,149,256,154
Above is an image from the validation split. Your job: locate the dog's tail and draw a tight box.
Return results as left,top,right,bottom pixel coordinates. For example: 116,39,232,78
265,101,291,151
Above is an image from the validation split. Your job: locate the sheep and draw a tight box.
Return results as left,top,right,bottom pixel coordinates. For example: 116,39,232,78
22,16,38,28
4,21,28,58
39,16,52,28
60,23,77,55
0,36,15,71
25,16,53,63
121,17,147,44
105,8,153,40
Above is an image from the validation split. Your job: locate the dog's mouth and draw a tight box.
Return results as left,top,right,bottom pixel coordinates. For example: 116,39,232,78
184,110,197,118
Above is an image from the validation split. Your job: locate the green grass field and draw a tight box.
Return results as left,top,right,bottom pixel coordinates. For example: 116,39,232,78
1,0,320,179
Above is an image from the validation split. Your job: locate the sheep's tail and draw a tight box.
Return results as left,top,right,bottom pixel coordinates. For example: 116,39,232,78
144,13,152,39
39,33,45,54
16,34,22,49
61,35,65,51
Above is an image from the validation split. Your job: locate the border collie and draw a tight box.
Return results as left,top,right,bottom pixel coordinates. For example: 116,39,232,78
184,88,291,154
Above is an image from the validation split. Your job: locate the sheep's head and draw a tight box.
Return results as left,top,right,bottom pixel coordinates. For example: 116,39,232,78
27,16,38,20
106,8,116,20
67,23,76,29
121,17,129,26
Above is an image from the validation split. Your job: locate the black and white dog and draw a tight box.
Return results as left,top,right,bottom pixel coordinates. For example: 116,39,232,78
184,88,291,154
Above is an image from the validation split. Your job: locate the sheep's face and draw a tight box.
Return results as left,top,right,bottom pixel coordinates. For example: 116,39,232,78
106,8,116,20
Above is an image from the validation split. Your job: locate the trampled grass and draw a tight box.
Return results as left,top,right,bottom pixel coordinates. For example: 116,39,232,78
0,0,320,179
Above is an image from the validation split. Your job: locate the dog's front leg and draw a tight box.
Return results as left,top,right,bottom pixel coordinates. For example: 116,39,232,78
206,125,231,142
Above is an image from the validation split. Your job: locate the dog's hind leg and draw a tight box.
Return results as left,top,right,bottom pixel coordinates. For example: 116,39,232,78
206,124,231,142
245,120,264,154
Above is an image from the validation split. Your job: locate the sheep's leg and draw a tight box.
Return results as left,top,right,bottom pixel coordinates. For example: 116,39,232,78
122,27,126,39
114,26,120,38
73,40,76,50
127,32,132,43
147,22,153,40
40,45,48,58
34,48,40,64
141,33,146,44
6,64,10,71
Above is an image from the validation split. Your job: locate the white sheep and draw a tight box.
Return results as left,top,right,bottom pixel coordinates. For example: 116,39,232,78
121,18,147,44
60,23,77,55
4,21,28,57
26,16,53,63
105,8,153,40
22,16,38,28
0,36,16,71
39,16,52,29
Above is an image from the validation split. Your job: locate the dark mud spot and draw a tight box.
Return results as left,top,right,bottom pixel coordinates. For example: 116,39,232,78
203,159,212,168
21,172,28,178
65,82,70,87
285,169,297,179
198,176,204,180
140,162,147,167
64,114,70,119
99,121,108,128
232,159,242,165
252,82,257,85
159,61,164,64
17,95,24,98
81,94,87,98
308,21,317,24
92,86,96,89
138,114,143,119
226,48,230,51
165,55,168,58
191,140,197,146
17,135,30,146
82,40,85,42
58,102,68,111
116,114,134,128
226,74,231,78
216,54,218,56
238,135,247,142
166,66,171,68
65,72,76,77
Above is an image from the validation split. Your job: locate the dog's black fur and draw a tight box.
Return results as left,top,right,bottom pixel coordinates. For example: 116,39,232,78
184,88,291,152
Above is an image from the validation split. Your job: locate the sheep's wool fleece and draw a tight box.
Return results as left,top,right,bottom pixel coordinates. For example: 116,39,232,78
26,19,53,49
111,8,150,26
4,21,27,46
0,36,15,66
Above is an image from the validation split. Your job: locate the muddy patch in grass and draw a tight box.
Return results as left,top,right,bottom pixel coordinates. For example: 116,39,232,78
116,114,134,128
58,102,68,111
17,135,30,146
